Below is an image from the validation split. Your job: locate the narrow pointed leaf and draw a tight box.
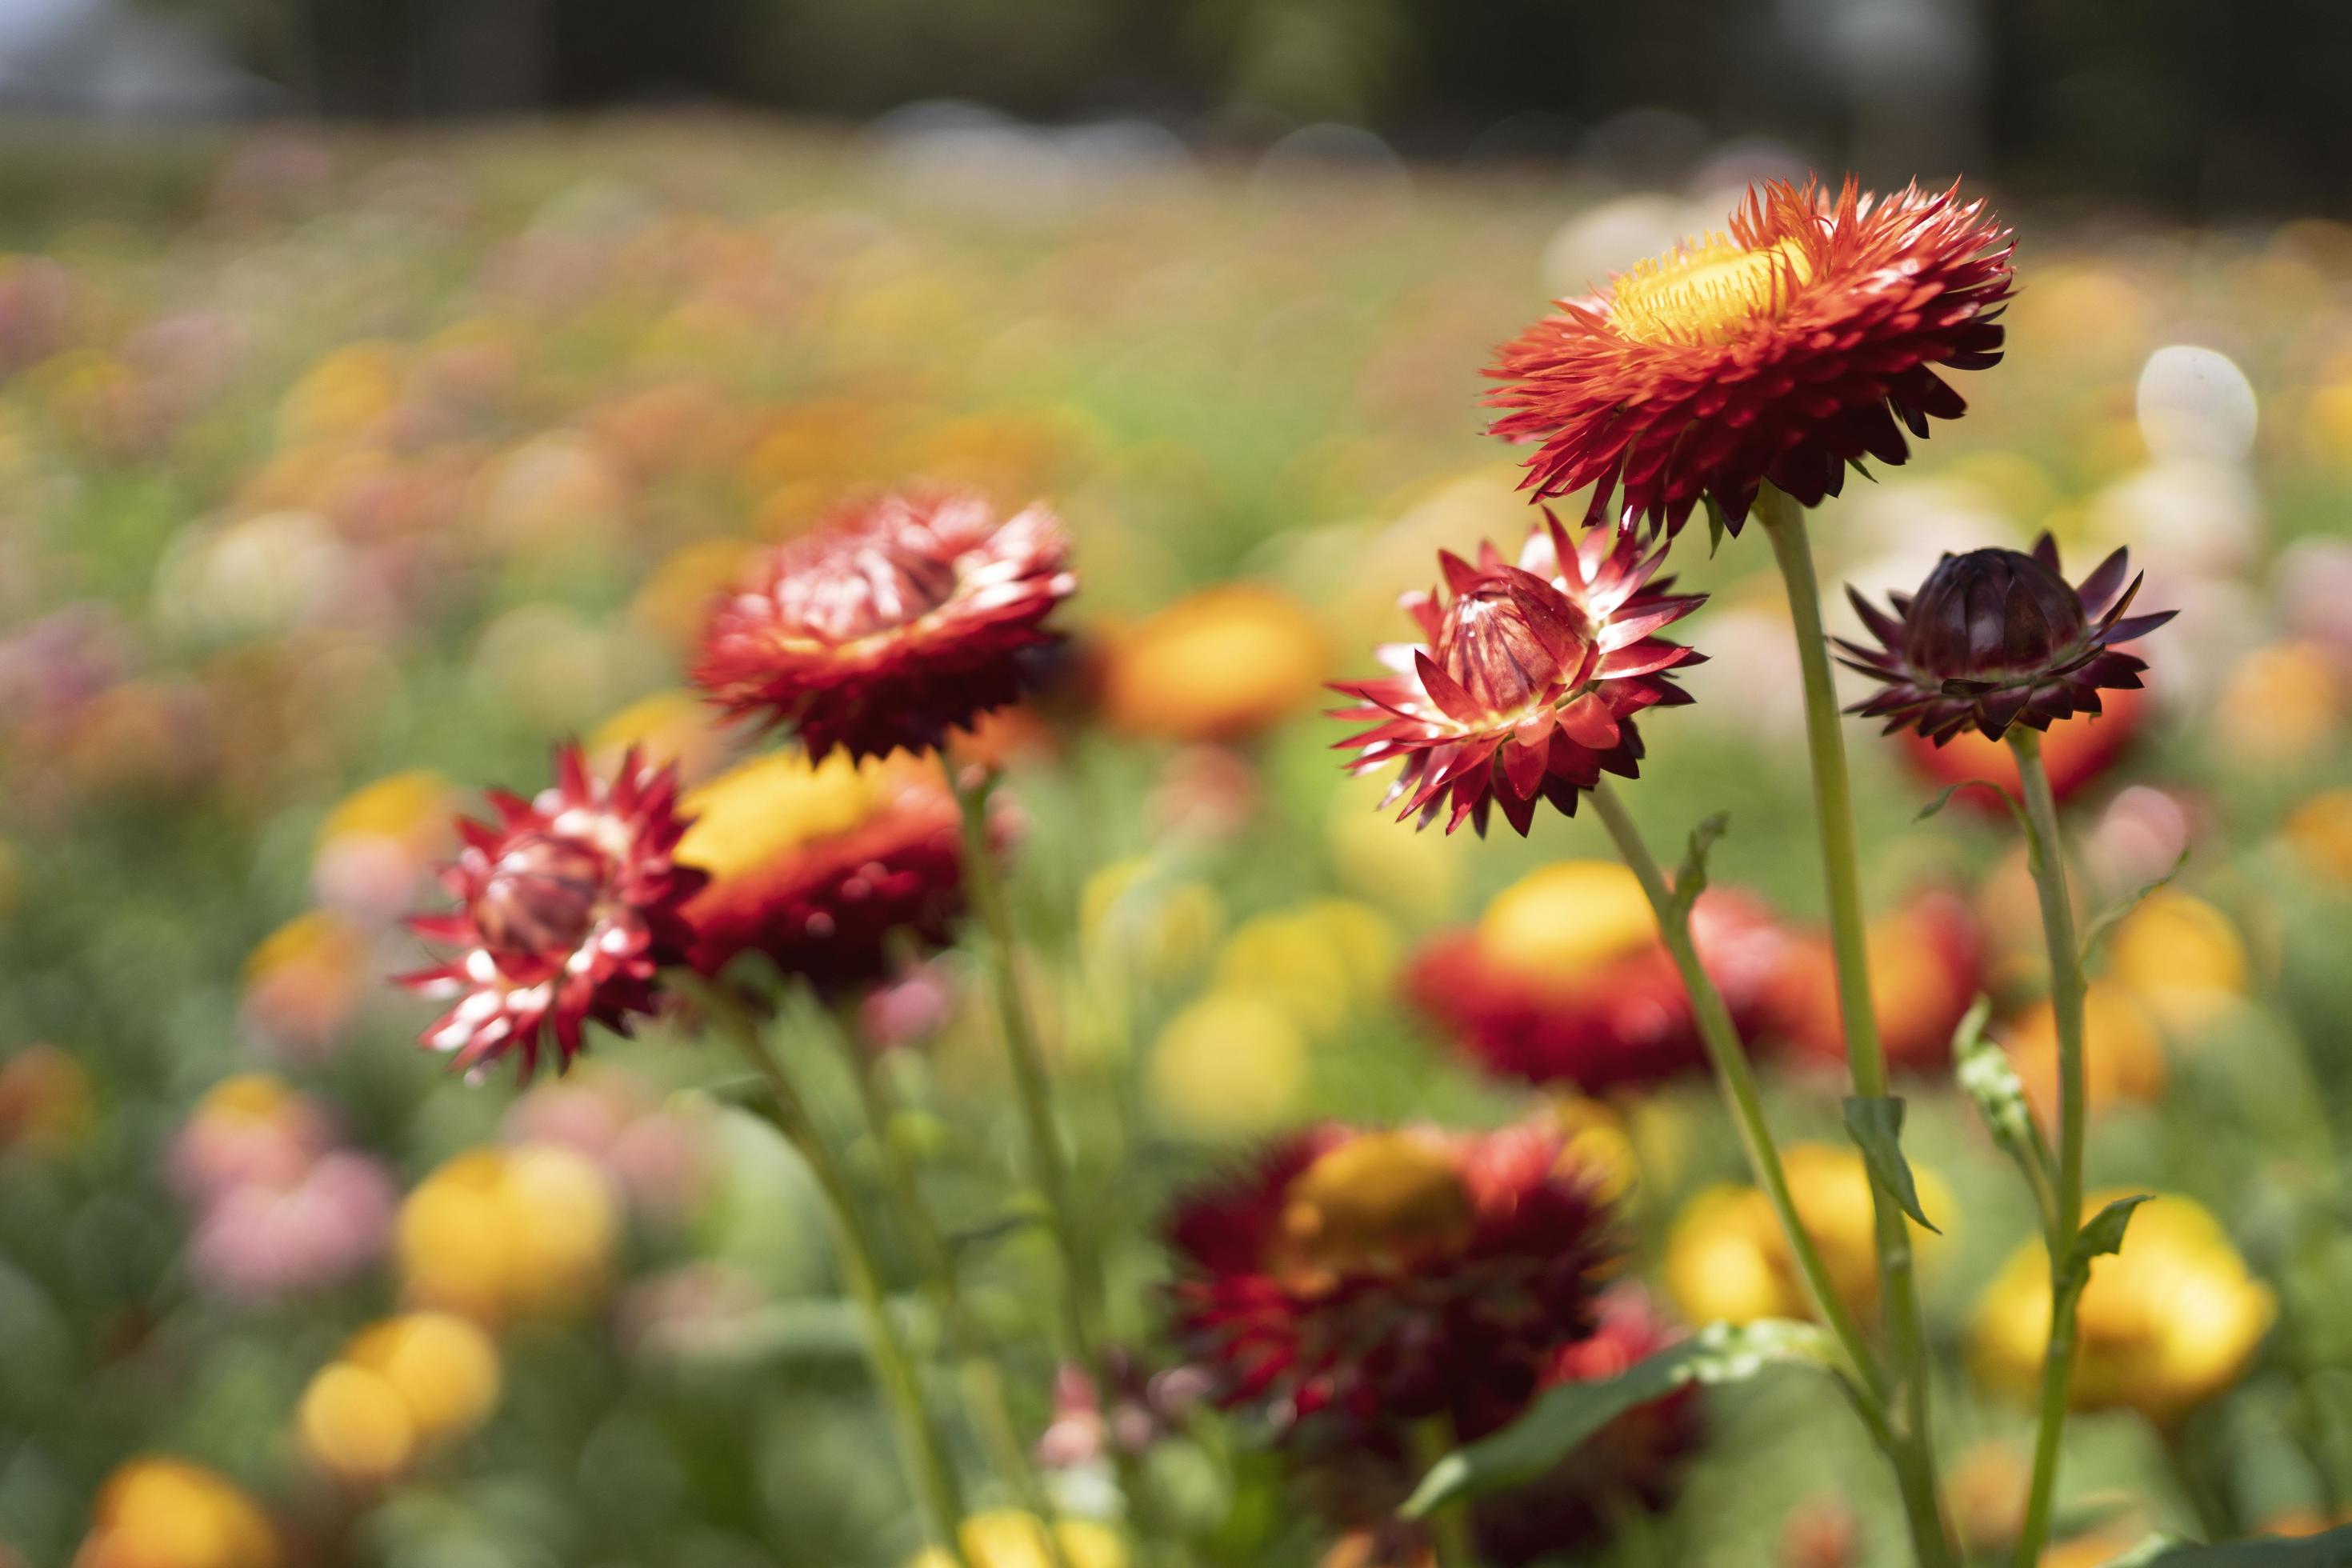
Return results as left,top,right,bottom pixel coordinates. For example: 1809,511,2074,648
1669,813,1730,926
1401,1319,1830,1518
2068,1194,2154,1284
1842,1096,1940,1232
2129,1522,2352,1562
2077,846,2190,966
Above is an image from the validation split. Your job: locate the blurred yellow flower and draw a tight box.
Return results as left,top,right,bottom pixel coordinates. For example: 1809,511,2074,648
1550,1094,1638,1206
908,1510,1126,1568
1212,899,1398,1038
343,1311,502,1442
2106,889,2248,1032
1100,584,1327,744
296,1362,415,1483
2216,640,2344,764
1148,990,1307,1138
2039,1531,2149,1568
2006,982,2167,1128
74,1457,278,1568
240,910,369,1052
278,342,404,446
1475,862,1655,986
627,538,755,654
1079,858,1224,983
1943,1438,2030,1557
1970,1191,2274,1426
1325,786,1460,918
1664,1144,1952,1327
590,690,732,786
398,1144,616,1323
2282,789,2352,890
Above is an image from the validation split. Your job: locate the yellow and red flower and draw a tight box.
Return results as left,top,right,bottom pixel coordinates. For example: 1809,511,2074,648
1331,516,1702,835
674,749,969,992
1838,537,2175,744
1166,1120,1614,1438
1488,178,2012,534
694,488,1075,762
1405,861,1790,1092
397,746,704,1081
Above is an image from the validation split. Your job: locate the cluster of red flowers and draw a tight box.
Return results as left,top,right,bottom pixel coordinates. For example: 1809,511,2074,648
399,490,1074,1078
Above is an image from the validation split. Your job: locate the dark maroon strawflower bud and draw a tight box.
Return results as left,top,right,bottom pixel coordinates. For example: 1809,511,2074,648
1836,534,2176,745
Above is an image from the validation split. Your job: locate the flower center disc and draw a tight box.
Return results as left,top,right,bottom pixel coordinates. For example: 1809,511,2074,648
1276,1131,1475,1282
478,832,612,961
1609,236,1812,346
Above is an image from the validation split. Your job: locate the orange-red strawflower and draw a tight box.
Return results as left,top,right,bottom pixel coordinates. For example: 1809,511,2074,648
398,746,705,1082
1406,887,1790,1093
673,750,970,994
1487,178,2013,536
1166,1120,1614,1439
1765,887,1986,1074
1331,515,1702,835
1838,536,2175,744
694,489,1076,762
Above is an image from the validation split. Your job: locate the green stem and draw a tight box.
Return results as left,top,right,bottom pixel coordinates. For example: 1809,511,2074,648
2160,1418,2235,1543
682,976,971,1566
1756,485,1955,1568
1413,1418,1480,1568
2009,729,2090,1567
1590,779,1885,1403
946,760,1173,1558
827,1002,1069,1563
946,760,1103,1358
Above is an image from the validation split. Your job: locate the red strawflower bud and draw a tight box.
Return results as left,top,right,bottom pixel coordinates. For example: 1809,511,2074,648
1331,514,1702,835
692,489,1075,762
397,746,705,1082
1488,178,2012,536
1838,534,2178,744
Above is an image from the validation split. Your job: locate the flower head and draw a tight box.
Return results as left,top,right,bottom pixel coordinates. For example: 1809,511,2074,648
674,748,969,993
1406,861,1790,1093
398,746,704,1082
693,489,1075,761
1331,515,1702,835
1166,1120,1614,1438
1765,887,1985,1074
1838,535,2176,744
1970,1191,2273,1425
1488,178,2012,535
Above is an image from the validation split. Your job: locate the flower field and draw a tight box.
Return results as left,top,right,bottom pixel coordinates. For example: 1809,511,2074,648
4,119,2352,1568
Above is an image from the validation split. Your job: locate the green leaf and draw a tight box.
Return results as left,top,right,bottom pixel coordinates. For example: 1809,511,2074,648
1917,776,2038,855
2078,846,2191,966
1402,1319,1830,1517
1953,996,2041,1157
2070,1194,2154,1275
2126,1522,2352,1562
1842,1096,1940,1232
1669,813,1730,926
1703,494,1729,557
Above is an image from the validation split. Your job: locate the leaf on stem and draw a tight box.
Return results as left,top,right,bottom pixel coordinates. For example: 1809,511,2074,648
1842,1095,1940,1232
2077,846,2192,966
2066,1194,2154,1286
1668,812,1730,927
1703,494,1730,558
1952,996,2050,1174
1917,776,2038,858
2116,1522,2352,1563
1401,1319,1831,1517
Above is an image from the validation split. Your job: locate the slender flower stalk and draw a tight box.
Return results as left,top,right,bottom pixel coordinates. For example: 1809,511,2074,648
680,975,972,1568
943,761,1174,1558
1413,1418,1478,1568
945,761,1103,1358
2008,729,2088,1567
1755,485,1955,1568
826,1001,1070,1565
1588,780,1883,1402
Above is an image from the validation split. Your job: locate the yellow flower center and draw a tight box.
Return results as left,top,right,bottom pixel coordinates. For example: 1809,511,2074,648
1276,1130,1475,1282
676,750,893,882
1608,235,1812,346
1476,860,1657,985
